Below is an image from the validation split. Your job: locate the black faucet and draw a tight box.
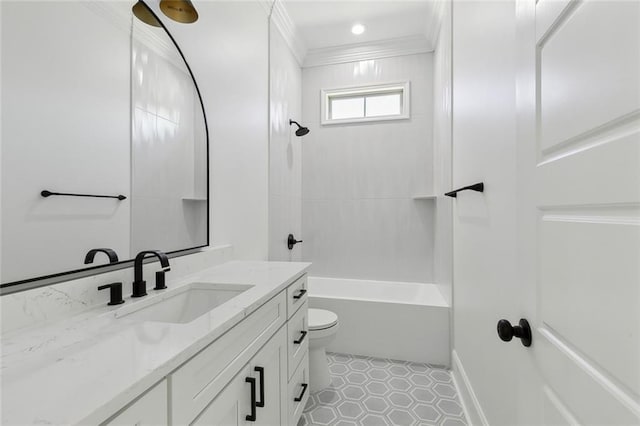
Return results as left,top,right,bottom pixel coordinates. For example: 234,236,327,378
84,248,119,264
132,250,170,298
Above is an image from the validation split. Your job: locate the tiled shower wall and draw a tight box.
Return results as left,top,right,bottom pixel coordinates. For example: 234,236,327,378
301,54,435,283
268,24,303,262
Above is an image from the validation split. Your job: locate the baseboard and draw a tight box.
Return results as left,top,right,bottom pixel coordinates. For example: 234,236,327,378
451,350,489,426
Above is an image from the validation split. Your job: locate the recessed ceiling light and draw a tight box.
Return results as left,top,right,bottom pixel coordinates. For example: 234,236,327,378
351,24,365,35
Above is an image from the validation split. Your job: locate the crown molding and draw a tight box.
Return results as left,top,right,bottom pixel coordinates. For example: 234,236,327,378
269,0,307,66
426,0,447,46
303,35,433,68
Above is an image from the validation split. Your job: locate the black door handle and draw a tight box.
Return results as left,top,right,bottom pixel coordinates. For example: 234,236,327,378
293,289,307,300
254,367,265,408
288,234,303,250
445,182,484,198
245,377,257,421
497,318,532,347
294,383,308,402
294,330,308,344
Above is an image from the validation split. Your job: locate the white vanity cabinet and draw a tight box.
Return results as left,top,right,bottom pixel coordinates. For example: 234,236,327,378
104,273,309,426
193,327,287,425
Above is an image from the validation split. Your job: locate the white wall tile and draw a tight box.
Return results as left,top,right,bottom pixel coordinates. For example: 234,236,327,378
301,54,435,282
302,198,434,282
269,23,303,262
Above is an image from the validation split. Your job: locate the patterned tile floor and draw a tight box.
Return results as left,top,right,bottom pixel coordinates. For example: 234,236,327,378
300,353,467,426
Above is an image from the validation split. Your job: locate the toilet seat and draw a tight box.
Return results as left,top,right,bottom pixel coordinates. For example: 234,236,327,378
308,308,338,331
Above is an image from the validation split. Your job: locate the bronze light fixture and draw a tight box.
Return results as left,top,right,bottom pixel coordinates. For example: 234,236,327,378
132,1,162,27
160,0,199,24
133,0,199,27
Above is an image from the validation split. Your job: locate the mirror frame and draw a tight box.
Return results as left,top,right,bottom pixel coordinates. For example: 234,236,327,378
0,1,210,295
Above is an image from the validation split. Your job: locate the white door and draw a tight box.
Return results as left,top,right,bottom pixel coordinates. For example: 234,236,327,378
515,0,640,424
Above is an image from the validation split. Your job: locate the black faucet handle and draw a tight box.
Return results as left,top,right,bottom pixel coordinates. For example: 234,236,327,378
98,282,125,305
155,270,167,290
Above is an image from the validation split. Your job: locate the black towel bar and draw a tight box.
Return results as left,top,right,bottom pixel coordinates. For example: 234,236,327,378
444,182,484,198
41,190,126,201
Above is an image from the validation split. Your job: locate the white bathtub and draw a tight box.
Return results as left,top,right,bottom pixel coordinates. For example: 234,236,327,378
308,277,450,366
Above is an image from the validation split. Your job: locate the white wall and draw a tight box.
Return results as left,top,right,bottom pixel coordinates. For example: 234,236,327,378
1,2,131,283
154,1,270,261
268,23,303,262
450,1,519,425
301,54,435,283
432,1,453,306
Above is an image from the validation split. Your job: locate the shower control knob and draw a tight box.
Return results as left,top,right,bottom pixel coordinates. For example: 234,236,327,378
287,234,303,250
497,318,532,347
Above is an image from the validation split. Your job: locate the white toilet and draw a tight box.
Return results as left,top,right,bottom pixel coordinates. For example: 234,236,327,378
308,308,339,392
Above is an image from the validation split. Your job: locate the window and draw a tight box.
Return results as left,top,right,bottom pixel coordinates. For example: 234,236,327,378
321,82,410,125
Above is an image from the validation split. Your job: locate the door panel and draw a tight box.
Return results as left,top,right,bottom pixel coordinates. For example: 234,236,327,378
538,132,640,206
538,1,640,153
518,0,640,424
537,329,639,425
540,218,640,395
542,386,579,426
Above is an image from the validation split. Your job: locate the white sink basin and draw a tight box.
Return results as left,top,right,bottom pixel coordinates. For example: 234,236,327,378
118,283,253,324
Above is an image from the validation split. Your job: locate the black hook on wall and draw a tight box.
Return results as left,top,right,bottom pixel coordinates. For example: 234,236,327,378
288,234,303,250
444,182,484,198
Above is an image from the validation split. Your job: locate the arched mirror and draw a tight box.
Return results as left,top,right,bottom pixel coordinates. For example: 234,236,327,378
1,1,209,292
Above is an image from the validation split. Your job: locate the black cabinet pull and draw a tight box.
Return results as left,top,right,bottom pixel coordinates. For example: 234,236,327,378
294,383,308,402
293,289,307,300
245,377,257,421
444,182,484,198
254,367,265,408
294,330,308,345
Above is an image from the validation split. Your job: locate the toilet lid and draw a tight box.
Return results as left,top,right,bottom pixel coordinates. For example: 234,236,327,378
308,308,338,330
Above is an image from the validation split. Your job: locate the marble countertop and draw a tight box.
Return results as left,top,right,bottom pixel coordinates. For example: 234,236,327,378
0,260,311,425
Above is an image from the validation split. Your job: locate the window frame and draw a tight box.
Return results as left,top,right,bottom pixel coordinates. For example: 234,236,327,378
321,81,411,125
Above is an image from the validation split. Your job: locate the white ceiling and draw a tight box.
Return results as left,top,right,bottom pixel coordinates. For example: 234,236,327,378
281,1,438,51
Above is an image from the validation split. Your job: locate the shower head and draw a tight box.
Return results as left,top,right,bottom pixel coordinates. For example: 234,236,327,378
289,119,310,137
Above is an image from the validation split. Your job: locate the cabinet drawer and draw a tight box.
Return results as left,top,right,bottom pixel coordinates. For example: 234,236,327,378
104,380,167,426
287,300,308,380
171,291,286,425
288,352,309,426
286,274,307,318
